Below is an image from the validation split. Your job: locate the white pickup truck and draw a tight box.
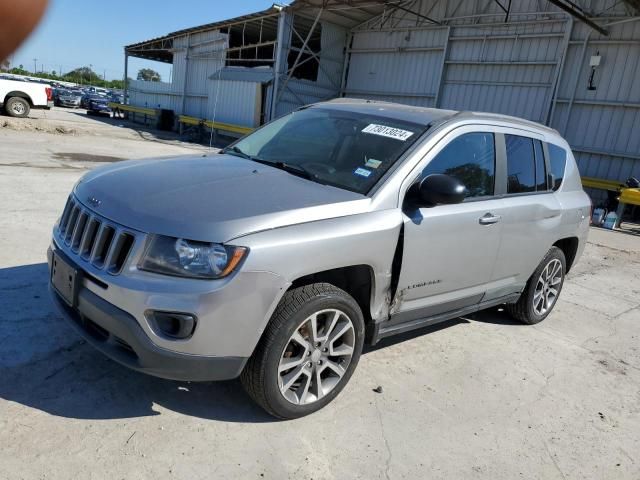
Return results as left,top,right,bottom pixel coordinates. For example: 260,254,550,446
0,78,53,118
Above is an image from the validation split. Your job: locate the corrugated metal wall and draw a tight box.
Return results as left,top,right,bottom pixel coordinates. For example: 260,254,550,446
549,19,640,184
174,30,227,118
126,0,639,183
344,0,640,183
345,27,448,107
439,20,568,122
132,29,228,119
129,80,181,111
345,0,570,122
206,79,262,126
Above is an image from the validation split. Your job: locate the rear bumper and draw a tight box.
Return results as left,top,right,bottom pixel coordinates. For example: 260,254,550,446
48,250,248,382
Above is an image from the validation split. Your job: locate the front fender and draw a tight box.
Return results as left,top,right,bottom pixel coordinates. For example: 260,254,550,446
235,210,403,323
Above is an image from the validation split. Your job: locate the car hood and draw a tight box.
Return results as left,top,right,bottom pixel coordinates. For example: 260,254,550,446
74,154,369,242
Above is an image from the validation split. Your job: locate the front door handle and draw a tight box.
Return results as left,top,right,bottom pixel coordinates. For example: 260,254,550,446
479,213,501,225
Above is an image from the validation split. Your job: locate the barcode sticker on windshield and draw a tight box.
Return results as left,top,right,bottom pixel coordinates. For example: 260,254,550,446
362,124,414,141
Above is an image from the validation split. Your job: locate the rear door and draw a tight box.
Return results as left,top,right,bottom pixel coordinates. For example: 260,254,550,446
390,127,505,323
486,131,562,300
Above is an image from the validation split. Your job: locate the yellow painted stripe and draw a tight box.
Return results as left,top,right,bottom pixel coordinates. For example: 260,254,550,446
108,103,157,116
178,115,253,135
581,176,623,191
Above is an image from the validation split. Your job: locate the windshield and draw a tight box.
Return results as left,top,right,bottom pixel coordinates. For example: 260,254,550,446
226,107,426,194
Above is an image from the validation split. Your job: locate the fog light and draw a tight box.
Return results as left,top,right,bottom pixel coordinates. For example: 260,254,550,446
147,311,197,339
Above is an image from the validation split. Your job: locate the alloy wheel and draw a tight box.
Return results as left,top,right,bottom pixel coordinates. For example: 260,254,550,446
11,102,26,115
532,258,563,316
278,308,355,405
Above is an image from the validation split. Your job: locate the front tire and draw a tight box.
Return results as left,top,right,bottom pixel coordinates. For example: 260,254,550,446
5,97,30,118
507,246,566,325
241,283,365,419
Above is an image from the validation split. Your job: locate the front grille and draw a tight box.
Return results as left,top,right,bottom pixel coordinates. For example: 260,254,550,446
57,196,136,275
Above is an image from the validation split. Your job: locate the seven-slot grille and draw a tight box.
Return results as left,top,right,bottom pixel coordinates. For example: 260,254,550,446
57,196,136,275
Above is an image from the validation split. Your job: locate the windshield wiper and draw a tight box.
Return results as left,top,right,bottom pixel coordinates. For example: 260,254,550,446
267,161,319,181
223,147,321,183
224,145,252,160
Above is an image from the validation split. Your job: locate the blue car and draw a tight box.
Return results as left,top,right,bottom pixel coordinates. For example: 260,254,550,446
86,97,112,116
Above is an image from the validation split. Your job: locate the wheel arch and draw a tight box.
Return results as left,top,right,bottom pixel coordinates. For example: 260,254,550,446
4,91,34,106
289,264,376,333
553,237,579,272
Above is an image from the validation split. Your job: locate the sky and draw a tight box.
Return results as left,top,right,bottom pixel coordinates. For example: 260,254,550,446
10,0,278,81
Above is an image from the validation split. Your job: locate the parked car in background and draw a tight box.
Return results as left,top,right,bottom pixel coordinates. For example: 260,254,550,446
108,92,124,104
0,78,53,117
80,93,103,109
54,89,82,108
48,99,590,419
86,96,112,116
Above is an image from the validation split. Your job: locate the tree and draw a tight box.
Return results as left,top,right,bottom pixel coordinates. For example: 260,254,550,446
63,66,102,84
137,68,161,82
10,66,30,76
109,79,125,90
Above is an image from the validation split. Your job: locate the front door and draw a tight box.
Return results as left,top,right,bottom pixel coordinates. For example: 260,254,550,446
391,130,504,323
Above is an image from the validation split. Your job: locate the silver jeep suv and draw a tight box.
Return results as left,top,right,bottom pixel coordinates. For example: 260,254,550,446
48,99,590,418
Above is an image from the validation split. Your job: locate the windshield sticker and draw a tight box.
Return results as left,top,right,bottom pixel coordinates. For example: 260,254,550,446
354,167,372,178
365,158,382,169
362,124,414,141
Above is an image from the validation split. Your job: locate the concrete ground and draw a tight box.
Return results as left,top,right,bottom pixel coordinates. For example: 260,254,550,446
1,109,639,480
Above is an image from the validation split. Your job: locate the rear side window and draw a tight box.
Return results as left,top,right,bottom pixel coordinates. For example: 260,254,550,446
422,132,495,198
547,143,567,191
505,135,536,193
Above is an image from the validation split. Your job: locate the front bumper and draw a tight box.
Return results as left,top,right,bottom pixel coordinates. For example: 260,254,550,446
48,249,248,381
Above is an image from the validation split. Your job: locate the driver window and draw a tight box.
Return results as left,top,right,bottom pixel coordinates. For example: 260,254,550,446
422,132,496,198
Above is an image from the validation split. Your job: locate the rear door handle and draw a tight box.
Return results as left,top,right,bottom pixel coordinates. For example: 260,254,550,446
479,213,501,225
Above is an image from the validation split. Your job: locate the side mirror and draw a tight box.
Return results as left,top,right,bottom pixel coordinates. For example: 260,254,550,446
416,174,467,206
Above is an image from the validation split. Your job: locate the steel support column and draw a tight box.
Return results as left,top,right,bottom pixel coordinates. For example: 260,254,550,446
270,8,287,120
123,53,129,105
546,17,573,126
434,26,451,108
180,34,191,115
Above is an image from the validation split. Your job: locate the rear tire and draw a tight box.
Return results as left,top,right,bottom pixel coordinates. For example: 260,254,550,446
241,283,365,419
5,97,30,118
507,246,566,325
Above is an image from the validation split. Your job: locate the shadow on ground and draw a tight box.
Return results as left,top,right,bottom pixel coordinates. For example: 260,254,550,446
68,110,234,149
0,263,273,423
0,262,520,423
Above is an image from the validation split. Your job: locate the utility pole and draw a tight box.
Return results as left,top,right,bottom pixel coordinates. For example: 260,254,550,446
33,58,37,74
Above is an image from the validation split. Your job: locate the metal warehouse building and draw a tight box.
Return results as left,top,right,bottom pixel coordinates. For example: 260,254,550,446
125,0,640,185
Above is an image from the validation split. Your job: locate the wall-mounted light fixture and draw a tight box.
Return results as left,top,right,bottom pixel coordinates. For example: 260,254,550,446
588,51,601,91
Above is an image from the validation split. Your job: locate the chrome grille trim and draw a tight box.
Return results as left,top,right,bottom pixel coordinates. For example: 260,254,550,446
55,196,137,275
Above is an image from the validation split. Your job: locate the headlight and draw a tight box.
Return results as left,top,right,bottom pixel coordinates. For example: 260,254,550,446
139,235,248,279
